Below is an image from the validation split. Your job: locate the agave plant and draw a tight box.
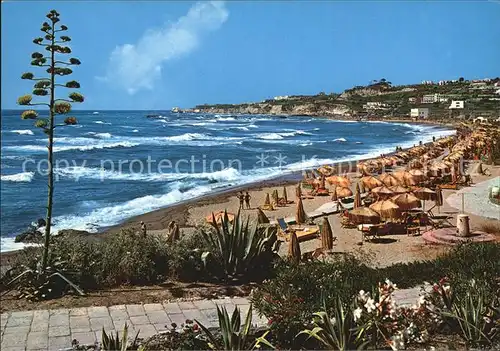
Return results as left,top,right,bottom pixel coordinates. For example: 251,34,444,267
2,252,83,301
438,279,499,347
200,210,280,280
196,304,265,350
299,296,363,351
101,323,140,351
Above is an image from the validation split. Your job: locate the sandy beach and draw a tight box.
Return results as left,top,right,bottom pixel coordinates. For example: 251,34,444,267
108,156,500,268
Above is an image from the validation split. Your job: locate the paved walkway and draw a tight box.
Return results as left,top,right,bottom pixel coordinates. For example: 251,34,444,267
0,288,421,351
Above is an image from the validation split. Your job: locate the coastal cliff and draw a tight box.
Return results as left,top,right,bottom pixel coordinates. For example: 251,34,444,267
192,102,352,117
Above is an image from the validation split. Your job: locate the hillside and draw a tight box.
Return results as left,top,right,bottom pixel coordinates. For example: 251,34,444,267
183,78,500,120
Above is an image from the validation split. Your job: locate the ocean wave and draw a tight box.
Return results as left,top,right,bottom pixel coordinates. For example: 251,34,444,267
11,130,34,135
87,132,113,138
333,137,347,142
54,166,242,183
132,129,139,133
94,121,112,125
1,172,34,182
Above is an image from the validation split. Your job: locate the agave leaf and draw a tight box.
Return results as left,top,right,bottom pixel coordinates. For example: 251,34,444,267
195,318,219,350
49,272,84,295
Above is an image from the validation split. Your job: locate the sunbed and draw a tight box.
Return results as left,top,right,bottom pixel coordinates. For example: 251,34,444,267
277,218,319,242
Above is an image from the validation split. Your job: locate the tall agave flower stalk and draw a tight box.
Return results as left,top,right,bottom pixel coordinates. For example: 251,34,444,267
17,10,84,271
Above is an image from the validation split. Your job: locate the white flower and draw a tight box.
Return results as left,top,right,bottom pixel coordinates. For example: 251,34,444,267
443,285,450,292
364,298,376,313
389,332,405,350
418,295,426,307
353,308,363,321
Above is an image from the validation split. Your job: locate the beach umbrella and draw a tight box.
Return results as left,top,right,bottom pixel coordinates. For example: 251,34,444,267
282,186,288,203
331,186,338,202
272,189,279,205
360,176,383,190
320,217,334,250
378,173,400,187
359,182,366,194
348,207,380,225
354,183,362,209
205,211,235,225
264,193,271,206
392,170,417,186
318,166,334,176
336,186,353,198
408,159,424,169
326,175,350,188
296,183,302,198
369,200,401,220
257,208,270,224
412,187,436,201
371,186,394,199
288,231,301,264
389,185,410,194
408,169,428,183
390,193,422,211
295,197,308,224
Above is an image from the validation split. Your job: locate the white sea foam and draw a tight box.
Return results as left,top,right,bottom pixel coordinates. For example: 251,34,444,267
1,172,34,182
54,166,242,183
87,132,113,138
258,133,284,140
333,137,347,142
132,129,139,133
0,237,38,252
94,121,112,125
11,130,34,135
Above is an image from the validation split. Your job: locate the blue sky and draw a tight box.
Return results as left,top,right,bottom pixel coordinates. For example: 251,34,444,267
2,1,499,110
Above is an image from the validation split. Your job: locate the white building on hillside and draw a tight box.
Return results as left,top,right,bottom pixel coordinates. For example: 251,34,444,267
410,108,430,119
273,95,289,101
449,100,465,109
422,93,450,104
363,101,388,110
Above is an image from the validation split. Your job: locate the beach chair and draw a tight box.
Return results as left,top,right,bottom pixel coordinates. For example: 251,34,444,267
277,218,320,242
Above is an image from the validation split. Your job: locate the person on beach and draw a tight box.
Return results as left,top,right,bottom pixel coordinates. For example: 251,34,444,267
237,191,244,210
140,221,147,237
244,191,251,209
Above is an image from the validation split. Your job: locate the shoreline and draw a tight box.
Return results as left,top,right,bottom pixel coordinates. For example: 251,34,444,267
0,119,457,254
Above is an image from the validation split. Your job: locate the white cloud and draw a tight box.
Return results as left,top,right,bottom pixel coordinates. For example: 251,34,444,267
98,1,228,95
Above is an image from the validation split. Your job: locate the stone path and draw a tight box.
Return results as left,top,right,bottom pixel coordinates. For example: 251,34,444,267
1,289,421,351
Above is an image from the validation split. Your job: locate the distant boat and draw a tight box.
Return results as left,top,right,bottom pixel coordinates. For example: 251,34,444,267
92,111,99,115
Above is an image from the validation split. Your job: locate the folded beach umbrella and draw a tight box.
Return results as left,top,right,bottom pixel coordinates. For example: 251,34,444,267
320,217,334,250
354,183,362,209
331,186,338,202
257,208,270,224
390,193,422,211
288,231,301,264
378,173,400,187
282,186,288,203
369,200,401,220
264,193,271,206
320,175,326,189
295,197,308,224
435,186,443,210
296,183,302,198
272,189,279,205
360,176,383,190
336,186,353,199
348,207,380,225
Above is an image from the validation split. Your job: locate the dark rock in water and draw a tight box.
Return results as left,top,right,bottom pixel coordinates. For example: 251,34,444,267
35,218,46,228
57,229,91,237
15,228,42,243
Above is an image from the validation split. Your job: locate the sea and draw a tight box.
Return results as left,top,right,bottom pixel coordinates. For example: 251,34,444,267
0,110,455,252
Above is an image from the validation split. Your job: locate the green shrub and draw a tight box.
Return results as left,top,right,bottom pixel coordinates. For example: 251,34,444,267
167,229,211,282
99,230,170,286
